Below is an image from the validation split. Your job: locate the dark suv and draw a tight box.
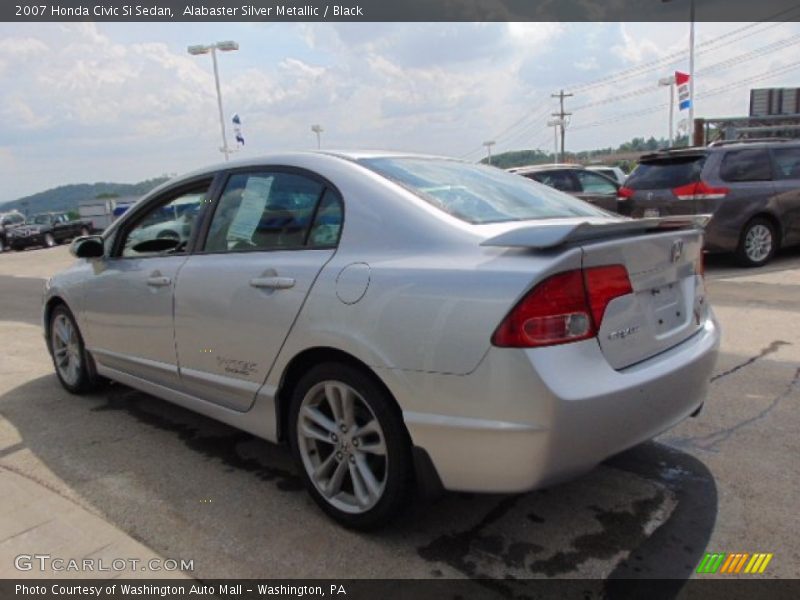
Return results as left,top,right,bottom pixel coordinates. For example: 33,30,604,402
621,140,800,267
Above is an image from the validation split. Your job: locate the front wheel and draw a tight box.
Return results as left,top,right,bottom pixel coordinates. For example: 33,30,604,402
48,305,99,394
736,217,777,267
288,363,412,529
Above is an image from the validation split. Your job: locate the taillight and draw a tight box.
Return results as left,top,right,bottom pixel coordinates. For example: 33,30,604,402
584,265,634,326
672,181,729,200
492,265,633,348
617,186,635,201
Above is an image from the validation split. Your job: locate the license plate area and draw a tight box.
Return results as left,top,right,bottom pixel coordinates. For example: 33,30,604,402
649,282,687,334
643,208,660,218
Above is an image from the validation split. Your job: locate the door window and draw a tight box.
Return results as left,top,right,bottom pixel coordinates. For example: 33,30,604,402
720,149,772,182
771,147,800,180
120,185,209,257
529,170,580,193
576,170,618,195
204,171,342,252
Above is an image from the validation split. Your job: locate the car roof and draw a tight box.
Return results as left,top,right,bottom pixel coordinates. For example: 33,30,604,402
508,164,585,174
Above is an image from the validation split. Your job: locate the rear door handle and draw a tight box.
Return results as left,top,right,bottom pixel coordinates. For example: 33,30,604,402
146,276,172,287
249,276,296,290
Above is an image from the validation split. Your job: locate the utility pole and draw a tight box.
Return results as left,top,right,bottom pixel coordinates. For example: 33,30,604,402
311,124,324,149
551,89,573,163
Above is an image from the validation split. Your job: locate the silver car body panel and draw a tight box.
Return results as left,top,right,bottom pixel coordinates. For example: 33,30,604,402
45,151,720,493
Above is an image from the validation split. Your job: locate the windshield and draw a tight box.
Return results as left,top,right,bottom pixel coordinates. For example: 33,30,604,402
358,157,608,224
32,214,52,225
627,155,707,190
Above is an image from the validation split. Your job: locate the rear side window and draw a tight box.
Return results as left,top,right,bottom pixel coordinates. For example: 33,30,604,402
575,171,618,195
204,171,342,252
626,156,706,190
529,170,580,193
772,147,800,180
719,149,772,182
358,158,606,224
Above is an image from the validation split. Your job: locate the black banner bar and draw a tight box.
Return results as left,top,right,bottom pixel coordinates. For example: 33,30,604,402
4,0,800,22
3,579,800,600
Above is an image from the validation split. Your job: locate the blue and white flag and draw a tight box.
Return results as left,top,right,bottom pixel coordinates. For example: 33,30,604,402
675,72,691,111
232,113,244,146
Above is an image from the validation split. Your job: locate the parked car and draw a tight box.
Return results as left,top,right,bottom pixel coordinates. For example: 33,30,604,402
587,165,627,186
508,164,623,213
8,212,92,250
0,210,26,252
45,152,720,528
620,140,800,267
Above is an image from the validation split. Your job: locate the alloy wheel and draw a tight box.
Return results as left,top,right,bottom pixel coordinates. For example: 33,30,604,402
744,224,772,264
51,313,82,386
296,380,388,514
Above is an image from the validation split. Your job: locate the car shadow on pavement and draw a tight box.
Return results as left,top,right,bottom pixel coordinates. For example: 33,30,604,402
0,374,717,590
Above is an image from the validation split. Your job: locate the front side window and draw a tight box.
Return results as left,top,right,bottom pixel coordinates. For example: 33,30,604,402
772,147,800,180
720,149,772,182
120,186,208,257
576,171,618,195
204,171,341,252
358,158,605,224
33,214,52,225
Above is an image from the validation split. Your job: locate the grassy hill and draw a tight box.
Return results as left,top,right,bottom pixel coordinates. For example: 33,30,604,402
1,177,170,217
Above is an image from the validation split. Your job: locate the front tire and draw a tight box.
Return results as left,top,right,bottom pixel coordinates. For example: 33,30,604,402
736,217,777,267
48,305,99,394
288,362,412,529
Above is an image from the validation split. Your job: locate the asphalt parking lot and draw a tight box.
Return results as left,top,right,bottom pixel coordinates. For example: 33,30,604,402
0,245,798,587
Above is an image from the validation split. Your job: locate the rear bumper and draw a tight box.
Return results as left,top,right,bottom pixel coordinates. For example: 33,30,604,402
393,314,720,493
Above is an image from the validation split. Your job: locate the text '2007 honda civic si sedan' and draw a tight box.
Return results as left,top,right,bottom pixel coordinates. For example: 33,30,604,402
44,152,720,528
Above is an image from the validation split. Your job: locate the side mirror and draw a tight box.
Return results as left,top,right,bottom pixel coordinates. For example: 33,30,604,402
70,236,104,259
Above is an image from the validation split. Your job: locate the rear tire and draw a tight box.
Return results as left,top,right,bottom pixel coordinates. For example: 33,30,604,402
80,227,90,237
48,304,99,394
44,233,56,248
736,217,777,268
288,362,412,529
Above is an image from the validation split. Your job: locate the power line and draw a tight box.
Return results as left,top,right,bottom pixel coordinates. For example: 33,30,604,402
570,33,800,113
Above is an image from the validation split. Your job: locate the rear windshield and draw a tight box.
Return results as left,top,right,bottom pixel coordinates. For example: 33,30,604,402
357,157,608,224
626,155,707,190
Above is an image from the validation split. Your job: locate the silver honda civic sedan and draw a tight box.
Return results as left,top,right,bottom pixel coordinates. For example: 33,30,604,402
44,151,720,528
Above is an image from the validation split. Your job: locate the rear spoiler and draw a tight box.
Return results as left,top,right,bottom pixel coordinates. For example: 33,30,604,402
480,215,712,249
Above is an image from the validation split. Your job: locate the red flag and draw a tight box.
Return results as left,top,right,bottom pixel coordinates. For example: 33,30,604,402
675,71,691,85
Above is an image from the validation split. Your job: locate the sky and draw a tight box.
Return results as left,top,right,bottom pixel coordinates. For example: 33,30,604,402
1,20,800,202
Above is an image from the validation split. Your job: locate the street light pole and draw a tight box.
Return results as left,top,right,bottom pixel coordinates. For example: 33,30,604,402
659,76,675,147
311,124,324,149
482,140,495,165
210,47,230,161
188,40,239,161
547,118,564,164
689,0,695,139
662,0,695,143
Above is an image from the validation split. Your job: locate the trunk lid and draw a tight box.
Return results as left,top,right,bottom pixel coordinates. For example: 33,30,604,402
581,228,707,369
482,216,709,370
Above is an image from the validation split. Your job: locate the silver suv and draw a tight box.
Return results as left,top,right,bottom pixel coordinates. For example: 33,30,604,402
621,140,800,266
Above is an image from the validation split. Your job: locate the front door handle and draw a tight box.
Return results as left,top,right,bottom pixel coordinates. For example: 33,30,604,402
249,276,296,290
146,276,172,287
